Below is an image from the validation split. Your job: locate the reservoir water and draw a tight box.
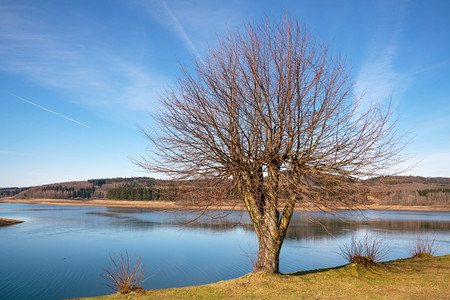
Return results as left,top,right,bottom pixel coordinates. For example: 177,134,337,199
0,203,449,299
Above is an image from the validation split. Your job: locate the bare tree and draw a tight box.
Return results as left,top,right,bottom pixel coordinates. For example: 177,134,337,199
137,16,406,274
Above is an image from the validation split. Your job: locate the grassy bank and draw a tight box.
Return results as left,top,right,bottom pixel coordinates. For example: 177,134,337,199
77,254,450,300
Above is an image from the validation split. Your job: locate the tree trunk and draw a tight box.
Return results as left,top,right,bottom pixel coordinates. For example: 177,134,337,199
250,162,287,274
254,229,282,273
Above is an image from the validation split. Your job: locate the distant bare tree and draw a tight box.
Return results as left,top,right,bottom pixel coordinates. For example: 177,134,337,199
137,16,406,274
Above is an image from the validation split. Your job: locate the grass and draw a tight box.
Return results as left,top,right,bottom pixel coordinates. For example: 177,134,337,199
75,254,450,300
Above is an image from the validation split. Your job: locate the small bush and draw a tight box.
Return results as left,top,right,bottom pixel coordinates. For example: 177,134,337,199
339,234,390,266
101,251,146,294
409,235,438,258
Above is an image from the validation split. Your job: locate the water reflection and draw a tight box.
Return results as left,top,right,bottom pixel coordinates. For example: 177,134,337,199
85,211,160,229
0,203,448,300
284,218,450,241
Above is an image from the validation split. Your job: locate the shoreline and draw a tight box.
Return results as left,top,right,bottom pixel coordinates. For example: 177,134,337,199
0,218,24,227
81,255,450,299
1,197,449,212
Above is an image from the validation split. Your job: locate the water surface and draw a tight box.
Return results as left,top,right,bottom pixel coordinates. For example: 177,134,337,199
0,203,449,299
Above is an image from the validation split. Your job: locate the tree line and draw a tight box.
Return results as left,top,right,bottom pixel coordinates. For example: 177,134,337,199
106,187,172,201
378,189,450,206
4,176,450,207
0,187,30,197
417,188,450,197
42,185,95,198
88,177,158,187
106,187,153,200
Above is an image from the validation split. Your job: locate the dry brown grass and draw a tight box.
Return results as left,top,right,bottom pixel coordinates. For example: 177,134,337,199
408,235,438,258
339,234,390,266
100,251,146,295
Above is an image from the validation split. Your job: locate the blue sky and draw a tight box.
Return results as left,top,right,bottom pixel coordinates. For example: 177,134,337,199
1,0,449,187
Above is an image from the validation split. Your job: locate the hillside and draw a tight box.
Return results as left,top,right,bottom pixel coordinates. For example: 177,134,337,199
362,176,450,206
1,176,449,207
1,177,172,201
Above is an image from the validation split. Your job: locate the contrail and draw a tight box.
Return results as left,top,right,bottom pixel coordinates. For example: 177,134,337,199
161,0,204,63
9,93,90,128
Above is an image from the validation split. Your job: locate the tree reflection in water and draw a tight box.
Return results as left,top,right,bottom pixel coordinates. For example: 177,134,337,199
99,208,450,240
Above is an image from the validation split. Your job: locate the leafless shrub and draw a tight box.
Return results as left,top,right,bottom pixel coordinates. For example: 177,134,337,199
408,235,438,258
339,234,390,266
240,244,258,270
100,251,146,294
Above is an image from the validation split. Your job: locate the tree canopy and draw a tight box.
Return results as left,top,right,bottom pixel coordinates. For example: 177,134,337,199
138,16,406,273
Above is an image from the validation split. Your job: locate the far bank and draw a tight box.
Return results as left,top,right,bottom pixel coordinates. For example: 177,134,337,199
1,197,449,212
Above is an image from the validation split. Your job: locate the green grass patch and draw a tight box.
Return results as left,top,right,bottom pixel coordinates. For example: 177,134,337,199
75,254,450,300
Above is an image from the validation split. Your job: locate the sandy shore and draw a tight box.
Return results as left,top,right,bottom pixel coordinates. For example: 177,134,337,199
358,204,450,212
1,197,449,212
0,218,25,227
0,198,180,210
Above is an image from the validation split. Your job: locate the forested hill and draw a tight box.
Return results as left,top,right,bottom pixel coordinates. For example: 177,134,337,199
1,177,172,201
1,176,450,206
362,176,450,206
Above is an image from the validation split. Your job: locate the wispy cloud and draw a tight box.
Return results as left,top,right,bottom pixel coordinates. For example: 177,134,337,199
0,3,165,115
0,1,245,120
354,1,411,111
355,47,402,102
413,152,450,177
9,93,90,128
0,150,38,157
